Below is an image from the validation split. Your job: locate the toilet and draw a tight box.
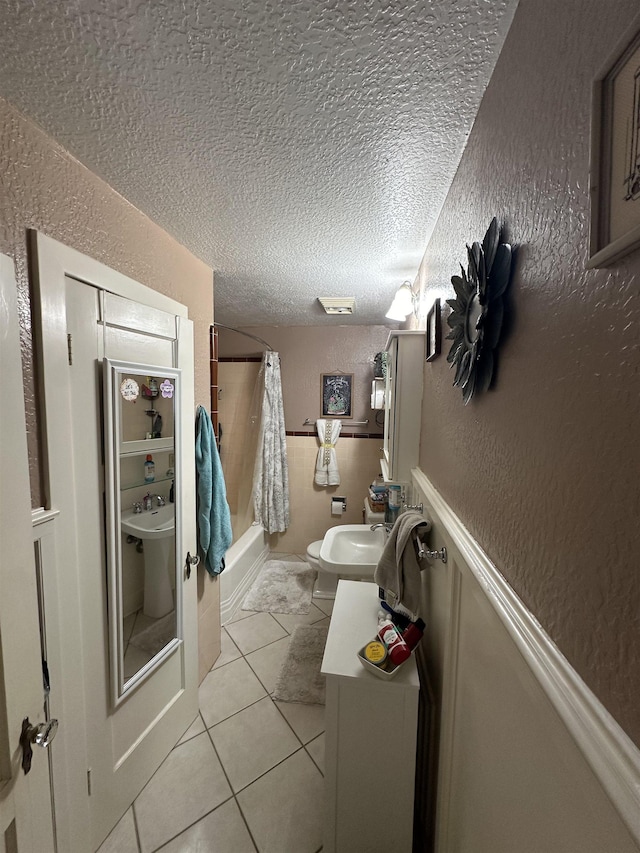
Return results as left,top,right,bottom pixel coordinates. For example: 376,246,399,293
308,499,386,599
307,539,338,599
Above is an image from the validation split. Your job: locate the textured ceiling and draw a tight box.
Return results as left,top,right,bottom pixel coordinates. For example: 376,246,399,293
0,0,518,325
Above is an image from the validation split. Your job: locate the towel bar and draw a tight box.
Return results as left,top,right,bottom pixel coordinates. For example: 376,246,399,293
303,418,369,426
414,531,447,564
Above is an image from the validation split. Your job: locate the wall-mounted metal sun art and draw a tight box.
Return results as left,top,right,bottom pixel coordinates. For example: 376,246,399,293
445,217,512,404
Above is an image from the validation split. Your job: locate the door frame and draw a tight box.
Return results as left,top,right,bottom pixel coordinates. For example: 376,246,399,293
29,231,196,852
0,253,56,850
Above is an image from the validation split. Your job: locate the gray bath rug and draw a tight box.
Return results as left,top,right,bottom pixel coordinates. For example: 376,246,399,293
129,612,176,657
242,560,316,615
273,623,328,705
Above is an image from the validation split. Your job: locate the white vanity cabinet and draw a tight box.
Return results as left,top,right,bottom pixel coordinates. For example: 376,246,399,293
321,581,420,853
382,330,425,483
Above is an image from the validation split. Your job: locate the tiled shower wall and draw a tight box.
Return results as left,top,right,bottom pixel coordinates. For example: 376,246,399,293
270,435,383,555
217,359,261,527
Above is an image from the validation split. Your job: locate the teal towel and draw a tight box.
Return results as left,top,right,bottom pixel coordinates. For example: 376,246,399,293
195,406,232,575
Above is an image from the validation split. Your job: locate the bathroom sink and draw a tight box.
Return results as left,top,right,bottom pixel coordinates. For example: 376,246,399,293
121,504,175,540
319,524,385,577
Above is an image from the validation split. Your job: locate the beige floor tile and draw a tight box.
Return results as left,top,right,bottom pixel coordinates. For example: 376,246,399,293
130,611,159,637
97,807,138,853
213,628,242,669
156,799,256,852
274,700,325,744
210,697,300,793
122,613,136,647
177,712,206,745
268,551,304,563
237,749,324,853
199,658,266,728
226,606,258,625
271,603,326,634
134,733,232,853
306,733,325,775
245,636,291,693
312,598,334,616
226,611,287,655
123,643,152,680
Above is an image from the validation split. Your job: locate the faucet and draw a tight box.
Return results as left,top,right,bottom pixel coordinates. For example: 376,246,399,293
155,494,166,507
370,522,393,533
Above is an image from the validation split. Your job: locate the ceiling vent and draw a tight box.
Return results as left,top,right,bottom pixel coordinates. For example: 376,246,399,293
318,297,356,315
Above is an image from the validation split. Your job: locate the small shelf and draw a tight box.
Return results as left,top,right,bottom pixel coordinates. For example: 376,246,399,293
120,475,174,492
120,438,174,457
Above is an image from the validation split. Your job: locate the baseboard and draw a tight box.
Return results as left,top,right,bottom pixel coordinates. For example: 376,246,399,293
411,467,640,846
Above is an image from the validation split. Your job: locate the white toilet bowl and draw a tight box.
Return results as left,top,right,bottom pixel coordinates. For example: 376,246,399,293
307,540,339,599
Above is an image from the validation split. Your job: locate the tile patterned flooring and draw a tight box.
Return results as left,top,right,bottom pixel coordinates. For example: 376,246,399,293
98,554,332,853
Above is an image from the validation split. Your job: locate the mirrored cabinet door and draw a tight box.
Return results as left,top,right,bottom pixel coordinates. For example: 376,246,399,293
104,359,182,702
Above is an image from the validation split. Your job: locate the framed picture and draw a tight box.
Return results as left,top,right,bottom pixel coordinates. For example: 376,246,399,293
588,16,640,268
426,298,441,362
321,373,353,418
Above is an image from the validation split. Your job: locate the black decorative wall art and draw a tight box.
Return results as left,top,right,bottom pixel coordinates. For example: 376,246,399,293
446,217,512,404
321,373,353,418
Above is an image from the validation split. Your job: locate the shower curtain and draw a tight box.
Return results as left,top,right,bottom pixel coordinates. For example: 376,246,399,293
252,352,290,533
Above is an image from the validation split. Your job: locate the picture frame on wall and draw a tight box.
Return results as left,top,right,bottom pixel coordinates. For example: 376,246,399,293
588,16,640,268
425,298,441,362
321,373,353,418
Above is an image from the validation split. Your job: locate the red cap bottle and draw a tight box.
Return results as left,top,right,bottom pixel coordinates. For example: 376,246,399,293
401,618,425,650
377,621,411,665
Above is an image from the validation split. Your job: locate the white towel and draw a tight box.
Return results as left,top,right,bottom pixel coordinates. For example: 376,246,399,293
373,510,431,621
314,418,341,486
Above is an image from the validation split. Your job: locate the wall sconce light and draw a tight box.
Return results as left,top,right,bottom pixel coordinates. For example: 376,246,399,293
385,281,419,321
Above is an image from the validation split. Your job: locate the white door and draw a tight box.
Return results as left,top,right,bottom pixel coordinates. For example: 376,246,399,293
32,234,198,851
0,254,56,850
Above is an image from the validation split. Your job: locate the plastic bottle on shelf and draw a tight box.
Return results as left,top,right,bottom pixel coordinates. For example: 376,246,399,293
377,620,411,666
144,454,155,483
401,618,425,650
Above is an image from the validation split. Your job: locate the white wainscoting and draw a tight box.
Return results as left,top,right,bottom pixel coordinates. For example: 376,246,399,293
410,469,640,853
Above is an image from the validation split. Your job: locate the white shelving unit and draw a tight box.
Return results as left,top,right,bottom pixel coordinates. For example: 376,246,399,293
321,581,420,853
381,330,425,483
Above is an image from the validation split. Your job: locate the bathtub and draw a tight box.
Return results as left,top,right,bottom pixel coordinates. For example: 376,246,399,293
219,521,269,624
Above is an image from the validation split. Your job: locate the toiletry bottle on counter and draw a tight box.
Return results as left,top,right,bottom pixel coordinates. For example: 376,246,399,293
378,620,411,665
144,454,155,483
385,483,402,524
402,618,425,650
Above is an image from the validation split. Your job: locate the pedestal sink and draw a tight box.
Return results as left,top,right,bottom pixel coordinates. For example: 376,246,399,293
319,524,386,576
121,504,175,618
314,524,386,599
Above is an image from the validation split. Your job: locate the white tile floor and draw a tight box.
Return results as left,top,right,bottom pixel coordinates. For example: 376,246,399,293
98,554,333,853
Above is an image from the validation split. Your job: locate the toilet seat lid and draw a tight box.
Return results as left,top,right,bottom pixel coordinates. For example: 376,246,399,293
307,540,322,559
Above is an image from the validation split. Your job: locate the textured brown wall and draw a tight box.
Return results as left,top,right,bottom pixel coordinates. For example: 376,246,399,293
218,324,391,433
416,0,640,747
0,97,213,507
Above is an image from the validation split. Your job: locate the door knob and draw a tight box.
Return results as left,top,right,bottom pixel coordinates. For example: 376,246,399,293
185,551,200,579
20,717,58,775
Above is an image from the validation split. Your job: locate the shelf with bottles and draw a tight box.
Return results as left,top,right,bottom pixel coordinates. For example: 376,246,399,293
120,475,174,493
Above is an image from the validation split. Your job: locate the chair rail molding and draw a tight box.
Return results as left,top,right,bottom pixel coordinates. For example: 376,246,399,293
411,467,640,847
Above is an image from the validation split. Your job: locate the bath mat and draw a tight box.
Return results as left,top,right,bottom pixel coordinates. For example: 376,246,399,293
273,623,328,705
129,612,176,657
242,560,316,615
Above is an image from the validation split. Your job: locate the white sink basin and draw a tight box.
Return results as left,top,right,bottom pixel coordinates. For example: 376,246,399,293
121,504,175,540
319,524,386,576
